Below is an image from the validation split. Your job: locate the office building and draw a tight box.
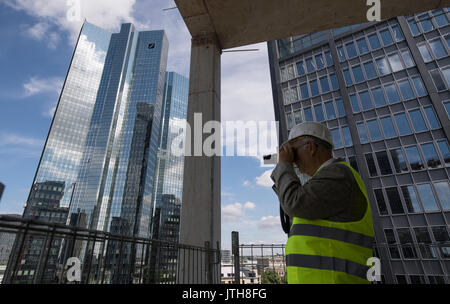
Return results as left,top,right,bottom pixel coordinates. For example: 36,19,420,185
268,8,450,284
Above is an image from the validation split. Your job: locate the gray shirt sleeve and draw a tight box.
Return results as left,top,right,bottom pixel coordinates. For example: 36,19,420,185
270,161,360,221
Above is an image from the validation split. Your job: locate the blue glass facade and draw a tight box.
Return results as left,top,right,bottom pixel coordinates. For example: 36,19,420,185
269,8,450,284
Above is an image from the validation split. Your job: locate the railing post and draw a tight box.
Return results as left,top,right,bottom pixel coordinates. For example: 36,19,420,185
232,231,240,284
205,241,212,284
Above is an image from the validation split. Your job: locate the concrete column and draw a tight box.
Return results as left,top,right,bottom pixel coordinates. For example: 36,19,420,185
178,33,221,283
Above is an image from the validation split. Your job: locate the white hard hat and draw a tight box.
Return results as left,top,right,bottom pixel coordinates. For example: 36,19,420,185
288,121,334,148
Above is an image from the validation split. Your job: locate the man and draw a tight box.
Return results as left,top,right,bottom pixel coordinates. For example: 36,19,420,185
270,122,375,284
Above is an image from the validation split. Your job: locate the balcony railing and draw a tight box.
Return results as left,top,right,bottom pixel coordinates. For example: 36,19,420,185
0,215,220,284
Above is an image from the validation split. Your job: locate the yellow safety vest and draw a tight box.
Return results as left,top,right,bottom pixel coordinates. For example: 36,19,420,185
285,161,375,284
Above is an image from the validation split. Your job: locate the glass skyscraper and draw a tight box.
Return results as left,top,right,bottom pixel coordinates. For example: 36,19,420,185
5,21,191,284
268,8,450,284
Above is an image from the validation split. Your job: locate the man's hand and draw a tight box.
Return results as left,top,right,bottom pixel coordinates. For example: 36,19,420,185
278,142,294,164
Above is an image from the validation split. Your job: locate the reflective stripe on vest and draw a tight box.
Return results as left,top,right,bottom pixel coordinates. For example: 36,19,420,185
285,161,374,284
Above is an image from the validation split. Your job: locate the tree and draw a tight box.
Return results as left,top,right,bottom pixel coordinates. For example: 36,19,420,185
261,269,282,284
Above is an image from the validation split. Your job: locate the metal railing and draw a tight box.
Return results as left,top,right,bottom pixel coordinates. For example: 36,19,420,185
0,215,220,284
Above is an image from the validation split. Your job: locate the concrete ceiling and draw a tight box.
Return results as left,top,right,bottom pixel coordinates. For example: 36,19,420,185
174,0,450,49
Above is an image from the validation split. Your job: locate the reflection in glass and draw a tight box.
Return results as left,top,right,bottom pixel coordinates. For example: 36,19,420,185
368,33,381,50
357,122,369,143
401,186,421,213
294,110,303,124
380,116,397,138
380,29,394,46
300,83,309,99
413,227,437,259
319,76,330,93
421,143,441,169
418,44,432,62
349,156,359,173
430,70,447,91
365,153,378,177
411,76,427,97
335,98,346,117
418,13,434,32
343,69,353,86
384,229,401,259
436,140,450,166
325,101,336,120
408,19,420,36
367,119,382,141
417,184,439,212
350,94,360,113
432,9,449,27
409,109,428,132
398,79,415,100
296,61,305,76
376,151,393,175
388,53,403,72
352,65,364,83
401,50,415,67
390,148,408,173
429,39,447,59
337,46,346,62
386,187,405,214
391,25,404,41
325,51,333,66
397,228,418,259
434,182,450,210
306,57,315,73
394,113,412,135
329,73,339,90
363,61,377,79
346,42,357,58
304,107,313,122
314,104,325,122
376,57,390,76
371,87,386,107
330,128,343,149
342,127,353,147
359,91,372,110
357,38,369,54
315,54,325,70
374,189,388,215
385,83,400,104
405,146,424,170
310,79,319,96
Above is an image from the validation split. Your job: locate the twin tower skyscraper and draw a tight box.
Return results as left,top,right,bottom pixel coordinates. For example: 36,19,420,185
10,21,189,283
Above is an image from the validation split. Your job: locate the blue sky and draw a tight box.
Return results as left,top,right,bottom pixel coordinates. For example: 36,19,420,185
0,0,286,249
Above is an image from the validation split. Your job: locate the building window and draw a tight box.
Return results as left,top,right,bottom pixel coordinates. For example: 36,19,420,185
429,39,448,59
413,227,437,259
324,101,336,120
357,122,369,143
324,51,333,66
407,18,420,36
418,44,433,63
442,67,450,88
401,50,415,68
430,69,447,91
421,143,442,169
337,46,346,62
380,116,397,138
405,145,424,171
386,187,405,214
391,25,404,42
401,186,422,213
315,54,325,70
350,94,360,113
306,57,315,73
411,76,427,97
286,113,293,129
343,69,353,86
408,109,428,132
434,181,450,210
365,153,378,176
384,83,400,104
304,107,313,121
376,57,390,76
394,113,412,135
417,184,440,212
349,156,359,172
330,128,343,149
374,189,388,215
428,276,445,284
388,53,403,72
385,229,401,259
436,140,450,166
342,127,353,147
357,38,369,54
371,87,386,107
283,89,290,105
390,148,408,173
294,110,303,124
310,79,319,96
290,87,299,103
329,73,339,90
410,276,425,284
398,79,415,100
367,119,382,141
359,91,373,110
368,33,381,50
418,13,434,32
396,275,408,284
300,83,309,99
363,61,377,79
313,104,325,122
397,228,419,259
335,98,346,117
345,42,357,59
380,29,394,46
351,65,365,83
376,151,392,175
431,226,450,258
432,9,449,27
319,76,330,93
296,61,305,76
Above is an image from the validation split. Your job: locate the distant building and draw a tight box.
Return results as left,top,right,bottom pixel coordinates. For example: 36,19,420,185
0,214,20,266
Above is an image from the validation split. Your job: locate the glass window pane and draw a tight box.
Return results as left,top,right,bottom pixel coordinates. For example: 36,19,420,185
371,87,386,107
349,156,359,173
300,83,309,99
408,18,420,36
398,79,415,100
376,57,390,76
434,182,450,210
411,76,427,97
380,116,397,138
386,187,405,214
385,84,400,104
409,109,428,132
430,70,447,91
330,128,343,149
391,25,404,41
432,9,449,27
418,13,434,32
446,34,450,48
343,69,353,86
283,89,290,104
388,53,403,72
414,227,437,259
421,143,442,169
374,189,388,215
357,122,369,143
319,76,330,93
351,65,365,83
423,106,440,129
294,110,303,125
315,54,325,70
418,44,432,62
304,107,313,121
345,42,357,58
397,228,418,258
431,226,450,242
296,61,305,76
429,39,448,59
287,112,294,128
401,50,415,68
342,126,353,147
436,140,450,166
335,98,345,117
324,51,333,66
445,101,450,119
405,146,425,171
359,91,373,111
357,38,369,54
290,87,299,102
306,57,315,73
390,148,408,173
402,186,422,213
325,101,336,120
365,153,378,176
443,67,450,87
350,94,360,113
417,184,439,212
368,33,381,50
385,229,401,259
310,79,319,96
287,65,295,79
337,46,346,62
367,119,382,141
380,29,394,46
314,104,325,122
376,151,393,175
329,73,339,91
363,61,377,79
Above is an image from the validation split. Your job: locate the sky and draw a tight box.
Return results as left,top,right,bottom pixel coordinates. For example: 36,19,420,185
0,0,287,249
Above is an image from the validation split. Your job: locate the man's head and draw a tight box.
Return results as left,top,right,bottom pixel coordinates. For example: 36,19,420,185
286,122,334,176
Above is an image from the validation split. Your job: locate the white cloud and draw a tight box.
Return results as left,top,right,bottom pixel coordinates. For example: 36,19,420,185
0,133,44,147
255,169,274,188
257,216,280,230
243,201,256,210
23,76,63,96
242,180,250,186
222,201,256,222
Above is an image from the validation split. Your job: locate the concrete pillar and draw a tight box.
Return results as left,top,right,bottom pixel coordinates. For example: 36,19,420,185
178,33,221,283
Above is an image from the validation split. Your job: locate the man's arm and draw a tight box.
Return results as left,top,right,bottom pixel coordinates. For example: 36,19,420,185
270,162,353,220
